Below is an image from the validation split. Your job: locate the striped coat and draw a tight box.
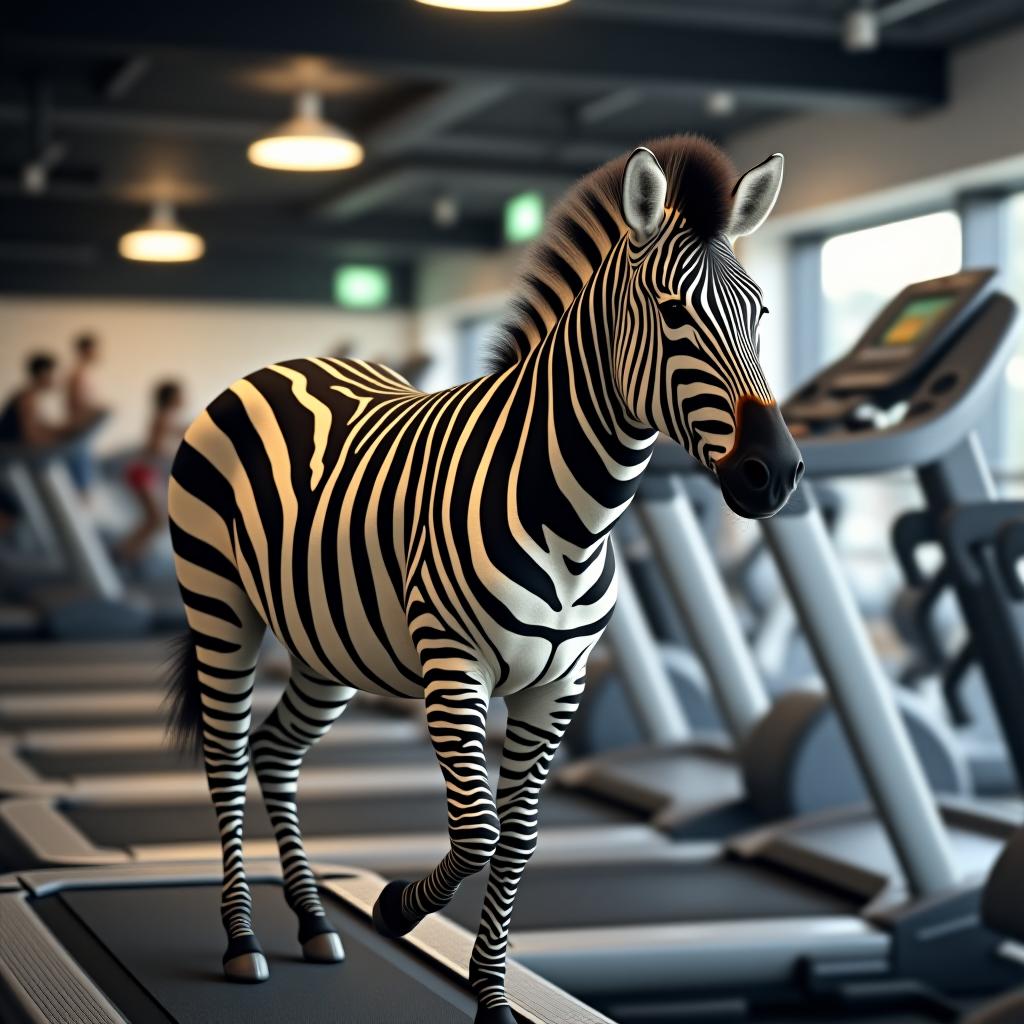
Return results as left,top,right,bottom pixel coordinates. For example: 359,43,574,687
166,134,797,1023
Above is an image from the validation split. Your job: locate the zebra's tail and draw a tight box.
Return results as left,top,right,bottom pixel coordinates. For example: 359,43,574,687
163,631,203,758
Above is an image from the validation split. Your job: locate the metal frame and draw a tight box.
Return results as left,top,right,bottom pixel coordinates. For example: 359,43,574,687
0,767,668,871
0,718,425,798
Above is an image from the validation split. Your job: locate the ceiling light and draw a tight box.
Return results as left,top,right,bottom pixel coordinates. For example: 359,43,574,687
118,202,205,263
706,90,737,117
414,0,571,11
248,91,363,172
843,5,880,52
433,194,460,229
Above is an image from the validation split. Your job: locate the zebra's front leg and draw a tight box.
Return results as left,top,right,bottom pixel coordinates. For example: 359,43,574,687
471,676,587,1024
373,674,498,938
251,660,355,965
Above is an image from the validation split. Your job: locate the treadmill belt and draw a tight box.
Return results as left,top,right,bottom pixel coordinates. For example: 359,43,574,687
445,858,861,931
40,882,475,1023
27,739,438,778
65,787,640,847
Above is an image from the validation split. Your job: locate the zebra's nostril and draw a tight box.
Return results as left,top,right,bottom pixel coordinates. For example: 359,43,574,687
792,460,805,487
741,457,770,491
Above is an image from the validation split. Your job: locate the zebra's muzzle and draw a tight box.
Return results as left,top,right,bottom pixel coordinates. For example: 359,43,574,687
715,397,803,519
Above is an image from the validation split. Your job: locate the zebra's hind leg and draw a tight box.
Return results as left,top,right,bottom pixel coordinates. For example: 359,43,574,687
251,657,356,965
189,621,269,983
470,677,587,1023
373,675,498,939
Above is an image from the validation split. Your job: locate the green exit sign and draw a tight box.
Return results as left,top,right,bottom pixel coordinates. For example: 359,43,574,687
503,190,545,245
334,265,391,309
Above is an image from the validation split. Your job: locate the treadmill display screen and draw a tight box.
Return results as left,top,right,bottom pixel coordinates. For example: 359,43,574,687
878,294,956,346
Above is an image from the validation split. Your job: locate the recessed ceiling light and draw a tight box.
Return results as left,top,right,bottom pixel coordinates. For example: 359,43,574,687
433,194,460,229
706,90,737,117
414,0,571,11
248,91,364,172
843,5,879,52
118,202,205,263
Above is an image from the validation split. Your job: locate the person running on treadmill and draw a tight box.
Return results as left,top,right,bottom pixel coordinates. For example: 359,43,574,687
0,353,71,532
0,352,69,448
64,332,106,493
115,379,187,563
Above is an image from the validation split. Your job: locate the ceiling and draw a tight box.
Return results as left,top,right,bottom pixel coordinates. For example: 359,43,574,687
1,0,1023,304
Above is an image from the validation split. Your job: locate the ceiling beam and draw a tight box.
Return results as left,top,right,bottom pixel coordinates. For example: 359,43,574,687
0,253,416,306
417,132,627,166
0,198,501,255
1,3,947,110
93,56,151,100
315,159,579,222
364,81,512,159
0,102,265,141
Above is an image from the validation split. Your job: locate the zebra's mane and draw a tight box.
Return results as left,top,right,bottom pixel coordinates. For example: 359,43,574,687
486,134,737,373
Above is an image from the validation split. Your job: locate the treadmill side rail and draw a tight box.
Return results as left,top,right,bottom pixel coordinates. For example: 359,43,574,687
0,891,127,1024
327,872,616,1024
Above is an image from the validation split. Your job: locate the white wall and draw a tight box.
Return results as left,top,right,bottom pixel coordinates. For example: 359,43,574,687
414,248,522,388
730,22,1024,229
0,297,414,453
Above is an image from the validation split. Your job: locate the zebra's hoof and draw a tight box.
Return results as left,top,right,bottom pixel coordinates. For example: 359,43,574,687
302,930,345,964
474,1004,518,1024
372,880,419,939
223,952,270,984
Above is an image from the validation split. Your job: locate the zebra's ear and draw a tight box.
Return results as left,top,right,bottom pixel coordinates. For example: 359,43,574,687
726,154,783,241
622,147,667,244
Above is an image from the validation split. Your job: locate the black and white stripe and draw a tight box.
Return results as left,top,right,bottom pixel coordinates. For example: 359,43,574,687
166,134,782,1021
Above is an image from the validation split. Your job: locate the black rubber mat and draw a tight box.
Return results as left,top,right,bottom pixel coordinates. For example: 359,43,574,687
45,881,475,1024
443,857,861,931
65,786,641,847
0,694,406,732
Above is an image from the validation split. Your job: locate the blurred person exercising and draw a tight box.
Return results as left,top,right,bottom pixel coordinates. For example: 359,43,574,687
64,332,106,492
0,353,74,531
115,380,186,563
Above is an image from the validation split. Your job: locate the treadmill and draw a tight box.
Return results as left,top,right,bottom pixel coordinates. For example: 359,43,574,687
0,715,435,798
560,444,971,836
3,274,1022,1022
0,859,611,1024
0,428,183,639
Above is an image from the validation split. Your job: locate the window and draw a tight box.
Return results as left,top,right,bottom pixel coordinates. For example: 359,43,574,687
820,211,962,363
1003,193,1024,475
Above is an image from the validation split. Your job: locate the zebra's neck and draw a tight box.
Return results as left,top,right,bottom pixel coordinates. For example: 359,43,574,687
512,242,658,542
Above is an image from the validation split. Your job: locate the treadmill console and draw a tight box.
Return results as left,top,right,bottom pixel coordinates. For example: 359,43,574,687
785,268,996,430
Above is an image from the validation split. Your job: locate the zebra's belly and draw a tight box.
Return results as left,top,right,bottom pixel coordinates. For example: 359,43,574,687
244,542,423,698
490,627,603,697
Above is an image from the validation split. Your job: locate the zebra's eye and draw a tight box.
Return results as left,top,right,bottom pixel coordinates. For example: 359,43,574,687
658,299,695,331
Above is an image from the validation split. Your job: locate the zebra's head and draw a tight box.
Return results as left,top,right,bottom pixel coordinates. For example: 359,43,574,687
615,146,803,519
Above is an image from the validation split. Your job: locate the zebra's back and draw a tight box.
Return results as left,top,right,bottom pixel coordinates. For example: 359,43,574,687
169,356,429,696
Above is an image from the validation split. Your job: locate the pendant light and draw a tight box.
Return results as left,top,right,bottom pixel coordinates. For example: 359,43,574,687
118,202,205,263
414,0,571,9
248,91,364,172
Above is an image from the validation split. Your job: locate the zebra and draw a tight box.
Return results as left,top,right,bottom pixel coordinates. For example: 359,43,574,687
164,134,803,1024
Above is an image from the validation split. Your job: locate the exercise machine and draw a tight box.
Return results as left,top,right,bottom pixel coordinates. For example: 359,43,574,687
0,860,610,1024
0,427,182,639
